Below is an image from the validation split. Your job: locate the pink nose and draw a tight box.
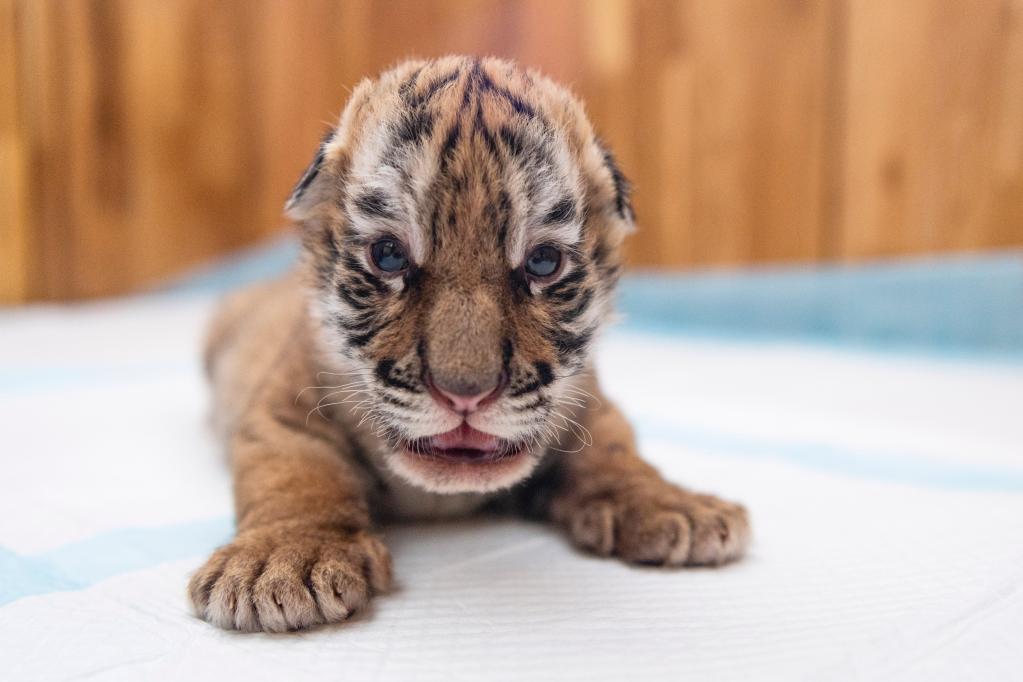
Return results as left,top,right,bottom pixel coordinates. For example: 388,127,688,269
436,388,491,414
426,373,505,415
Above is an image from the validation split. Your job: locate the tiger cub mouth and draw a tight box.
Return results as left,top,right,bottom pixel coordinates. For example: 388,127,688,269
403,423,527,463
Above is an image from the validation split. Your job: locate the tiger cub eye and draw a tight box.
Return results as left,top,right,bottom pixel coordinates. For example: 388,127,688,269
525,244,562,279
370,239,409,273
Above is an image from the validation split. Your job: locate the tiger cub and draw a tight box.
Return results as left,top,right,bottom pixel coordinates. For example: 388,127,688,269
189,56,750,632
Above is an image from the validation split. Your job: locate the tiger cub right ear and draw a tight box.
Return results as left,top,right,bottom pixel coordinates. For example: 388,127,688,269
595,138,634,230
285,127,337,219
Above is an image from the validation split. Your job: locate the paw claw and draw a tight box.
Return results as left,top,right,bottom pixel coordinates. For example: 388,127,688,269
188,530,390,632
559,482,750,567
570,502,615,556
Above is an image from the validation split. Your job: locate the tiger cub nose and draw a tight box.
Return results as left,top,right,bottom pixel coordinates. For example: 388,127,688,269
425,372,506,415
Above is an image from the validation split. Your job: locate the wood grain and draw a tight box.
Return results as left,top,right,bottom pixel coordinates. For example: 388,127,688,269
3,0,1022,302
0,0,28,302
840,0,1023,258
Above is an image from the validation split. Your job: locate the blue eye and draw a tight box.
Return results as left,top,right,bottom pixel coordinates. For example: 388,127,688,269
525,244,562,279
370,239,409,273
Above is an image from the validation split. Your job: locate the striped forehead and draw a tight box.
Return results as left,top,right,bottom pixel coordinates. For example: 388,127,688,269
343,73,585,266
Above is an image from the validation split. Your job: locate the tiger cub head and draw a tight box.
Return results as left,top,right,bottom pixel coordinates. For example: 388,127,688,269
288,56,633,494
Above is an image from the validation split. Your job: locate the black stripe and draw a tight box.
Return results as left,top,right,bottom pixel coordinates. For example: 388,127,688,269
544,266,587,299
310,228,340,287
534,361,554,386
336,312,374,332
496,190,511,249
471,64,536,118
543,197,576,225
337,282,372,311
439,119,462,172
461,68,474,110
393,108,435,145
346,317,394,348
429,202,442,255
349,285,374,299
416,337,428,369
508,268,531,301
547,286,580,303
286,127,335,210
514,397,547,412
599,141,633,221
352,269,387,294
509,360,555,399
493,86,534,117
348,329,377,347
446,198,458,230
407,68,460,107
322,228,340,262
509,379,541,398
403,263,424,293
375,358,420,392
340,252,388,293
398,66,424,101
502,337,514,373
381,394,412,408
498,126,524,157
560,288,594,324
549,325,596,359
475,104,500,158
353,190,396,220
468,58,486,88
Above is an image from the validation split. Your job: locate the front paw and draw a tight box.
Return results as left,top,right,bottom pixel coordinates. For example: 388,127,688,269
552,480,751,567
188,526,392,632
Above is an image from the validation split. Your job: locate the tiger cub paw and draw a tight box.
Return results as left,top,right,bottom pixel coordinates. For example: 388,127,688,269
554,482,751,567
188,527,392,632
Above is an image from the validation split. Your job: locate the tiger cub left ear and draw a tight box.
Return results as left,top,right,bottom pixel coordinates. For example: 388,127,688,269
285,127,337,219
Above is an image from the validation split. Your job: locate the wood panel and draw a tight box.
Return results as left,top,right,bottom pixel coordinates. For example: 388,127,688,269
2,0,1022,303
624,0,833,266
840,0,1023,257
0,0,28,302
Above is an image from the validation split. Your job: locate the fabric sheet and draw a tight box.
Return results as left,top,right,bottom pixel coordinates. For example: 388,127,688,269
2,252,1022,681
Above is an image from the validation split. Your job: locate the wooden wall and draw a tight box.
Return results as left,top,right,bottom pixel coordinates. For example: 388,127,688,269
2,0,1022,302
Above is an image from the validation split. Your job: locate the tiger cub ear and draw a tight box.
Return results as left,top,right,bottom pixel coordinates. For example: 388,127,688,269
285,127,337,220
595,138,635,231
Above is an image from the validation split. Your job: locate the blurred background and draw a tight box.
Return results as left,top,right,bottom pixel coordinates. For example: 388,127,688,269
1,0,1022,303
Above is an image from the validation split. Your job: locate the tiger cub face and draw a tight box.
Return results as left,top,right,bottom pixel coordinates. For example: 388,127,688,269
288,56,633,494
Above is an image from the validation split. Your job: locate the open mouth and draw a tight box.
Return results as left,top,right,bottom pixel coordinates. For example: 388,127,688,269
392,422,540,493
404,423,525,463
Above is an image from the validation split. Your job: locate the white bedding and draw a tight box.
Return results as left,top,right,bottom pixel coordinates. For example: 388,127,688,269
2,292,1022,681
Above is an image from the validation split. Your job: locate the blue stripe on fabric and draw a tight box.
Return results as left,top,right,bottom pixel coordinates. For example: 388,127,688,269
0,518,233,606
633,417,1023,494
0,360,195,394
2,417,1022,608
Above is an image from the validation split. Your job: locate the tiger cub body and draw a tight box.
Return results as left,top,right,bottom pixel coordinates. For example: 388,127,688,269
189,56,750,632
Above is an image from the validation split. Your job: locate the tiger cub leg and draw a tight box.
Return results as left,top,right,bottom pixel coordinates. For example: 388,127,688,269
537,399,751,566
188,414,391,632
